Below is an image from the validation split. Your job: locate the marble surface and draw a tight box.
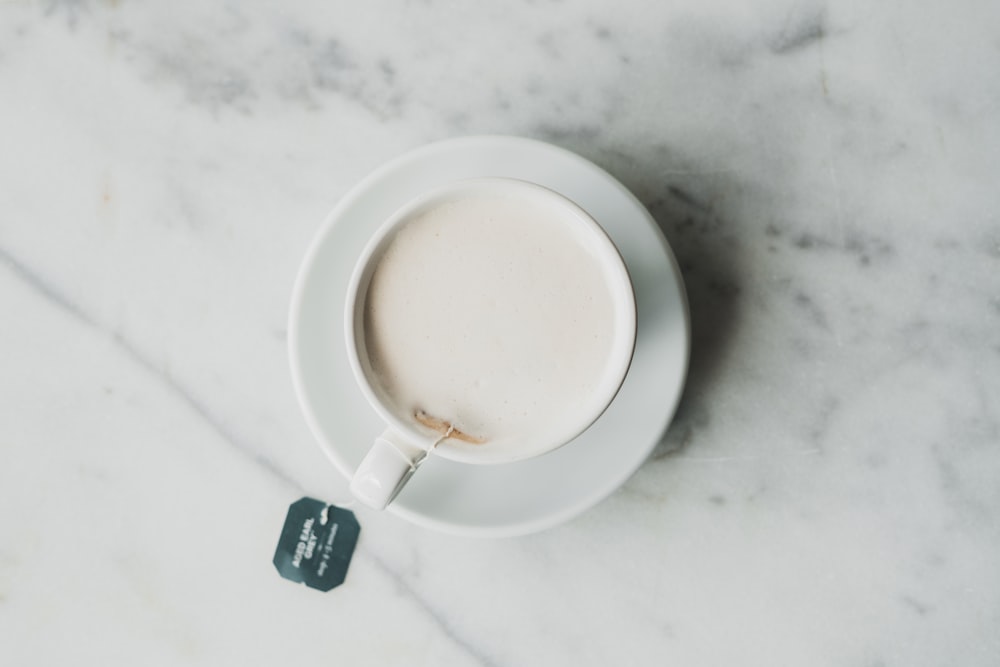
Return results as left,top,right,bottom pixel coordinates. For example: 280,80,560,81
2,0,998,664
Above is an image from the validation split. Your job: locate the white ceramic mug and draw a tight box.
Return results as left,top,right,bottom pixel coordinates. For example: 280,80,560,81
344,177,636,509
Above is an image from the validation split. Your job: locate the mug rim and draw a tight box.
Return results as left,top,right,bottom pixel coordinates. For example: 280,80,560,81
344,176,637,464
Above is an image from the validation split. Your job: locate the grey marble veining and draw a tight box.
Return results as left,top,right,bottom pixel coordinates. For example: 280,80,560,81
1,0,999,665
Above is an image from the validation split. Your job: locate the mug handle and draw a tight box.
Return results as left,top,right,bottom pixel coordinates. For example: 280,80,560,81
349,429,432,510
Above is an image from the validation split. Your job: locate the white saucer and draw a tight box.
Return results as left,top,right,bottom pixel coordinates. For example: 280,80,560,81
289,136,689,537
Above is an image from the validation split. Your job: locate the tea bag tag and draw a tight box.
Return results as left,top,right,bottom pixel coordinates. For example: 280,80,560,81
273,497,360,592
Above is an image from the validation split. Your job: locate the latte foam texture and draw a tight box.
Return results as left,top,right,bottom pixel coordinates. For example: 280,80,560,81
362,192,616,445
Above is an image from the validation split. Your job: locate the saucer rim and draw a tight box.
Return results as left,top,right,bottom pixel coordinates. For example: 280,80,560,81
289,135,690,537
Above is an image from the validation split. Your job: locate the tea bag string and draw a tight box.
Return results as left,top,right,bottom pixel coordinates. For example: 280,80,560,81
333,426,453,510
409,424,454,469
376,424,454,472
330,424,455,512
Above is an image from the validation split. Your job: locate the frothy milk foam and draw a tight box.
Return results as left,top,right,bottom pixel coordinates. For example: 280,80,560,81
362,189,618,446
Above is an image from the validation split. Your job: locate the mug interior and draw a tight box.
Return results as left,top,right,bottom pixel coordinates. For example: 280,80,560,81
345,177,636,464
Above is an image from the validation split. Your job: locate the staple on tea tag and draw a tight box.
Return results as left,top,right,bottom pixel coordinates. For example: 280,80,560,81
273,497,360,592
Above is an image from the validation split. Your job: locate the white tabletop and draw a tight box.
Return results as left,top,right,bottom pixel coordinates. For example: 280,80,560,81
2,2,998,665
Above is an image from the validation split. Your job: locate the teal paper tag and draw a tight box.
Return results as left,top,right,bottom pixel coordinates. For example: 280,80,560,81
273,498,360,592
